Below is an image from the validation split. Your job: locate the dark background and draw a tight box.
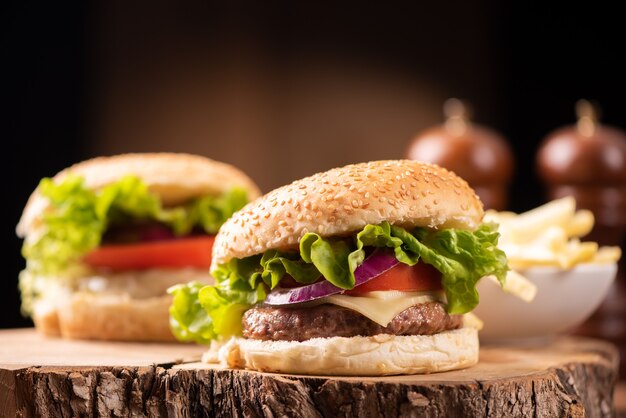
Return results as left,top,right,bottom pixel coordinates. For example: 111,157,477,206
3,1,625,328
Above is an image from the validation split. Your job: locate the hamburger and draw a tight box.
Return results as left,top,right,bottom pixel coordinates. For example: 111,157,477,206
169,160,508,375
17,153,261,341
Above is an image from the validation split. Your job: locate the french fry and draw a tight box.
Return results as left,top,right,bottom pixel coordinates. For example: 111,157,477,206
486,270,537,302
591,246,622,264
557,241,598,268
564,210,594,238
489,197,620,272
506,197,575,243
531,226,568,254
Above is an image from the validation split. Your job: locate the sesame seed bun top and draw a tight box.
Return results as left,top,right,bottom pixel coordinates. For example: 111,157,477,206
17,153,261,238
211,160,483,269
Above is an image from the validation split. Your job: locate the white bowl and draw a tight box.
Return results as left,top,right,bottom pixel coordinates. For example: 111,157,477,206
474,263,617,343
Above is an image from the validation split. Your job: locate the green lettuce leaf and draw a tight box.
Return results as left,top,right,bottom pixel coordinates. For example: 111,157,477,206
22,175,249,275
387,224,508,313
168,279,267,341
168,282,217,344
198,282,266,337
175,221,508,343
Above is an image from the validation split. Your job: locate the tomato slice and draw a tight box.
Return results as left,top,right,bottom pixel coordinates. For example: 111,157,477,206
83,236,215,270
345,262,442,295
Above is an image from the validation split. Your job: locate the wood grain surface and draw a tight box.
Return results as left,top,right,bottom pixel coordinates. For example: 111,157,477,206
0,328,620,417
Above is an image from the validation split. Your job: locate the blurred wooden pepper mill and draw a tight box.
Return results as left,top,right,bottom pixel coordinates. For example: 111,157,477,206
536,100,626,246
539,100,626,379
406,98,514,210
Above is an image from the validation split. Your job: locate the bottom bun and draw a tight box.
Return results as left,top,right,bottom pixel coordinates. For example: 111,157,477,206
216,327,478,376
34,293,176,342
32,301,62,337
26,268,213,342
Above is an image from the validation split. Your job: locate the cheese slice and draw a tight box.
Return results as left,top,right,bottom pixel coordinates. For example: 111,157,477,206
320,290,443,327
463,312,484,330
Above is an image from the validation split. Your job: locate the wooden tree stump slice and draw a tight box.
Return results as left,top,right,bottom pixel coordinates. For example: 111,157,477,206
0,328,619,417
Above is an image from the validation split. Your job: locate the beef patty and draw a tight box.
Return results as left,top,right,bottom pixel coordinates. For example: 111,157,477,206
242,302,462,342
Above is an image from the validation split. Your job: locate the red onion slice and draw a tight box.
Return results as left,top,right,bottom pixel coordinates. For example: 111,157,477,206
264,249,399,305
139,225,176,242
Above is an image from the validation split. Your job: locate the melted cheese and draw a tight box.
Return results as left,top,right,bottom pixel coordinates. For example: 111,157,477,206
463,312,484,330
321,291,444,327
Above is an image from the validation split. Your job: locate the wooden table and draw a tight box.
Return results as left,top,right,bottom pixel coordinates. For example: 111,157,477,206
0,329,621,417
617,382,626,417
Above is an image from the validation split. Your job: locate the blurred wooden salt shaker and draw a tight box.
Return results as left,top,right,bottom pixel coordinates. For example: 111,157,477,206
537,100,626,246
406,99,514,210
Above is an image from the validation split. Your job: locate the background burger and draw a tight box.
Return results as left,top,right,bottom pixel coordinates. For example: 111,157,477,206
17,153,260,341
170,160,508,375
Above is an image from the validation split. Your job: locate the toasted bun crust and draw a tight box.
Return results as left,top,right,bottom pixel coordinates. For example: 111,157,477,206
212,160,483,268
32,303,62,337
216,327,478,376
31,293,177,342
29,268,213,342
17,153,261,238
